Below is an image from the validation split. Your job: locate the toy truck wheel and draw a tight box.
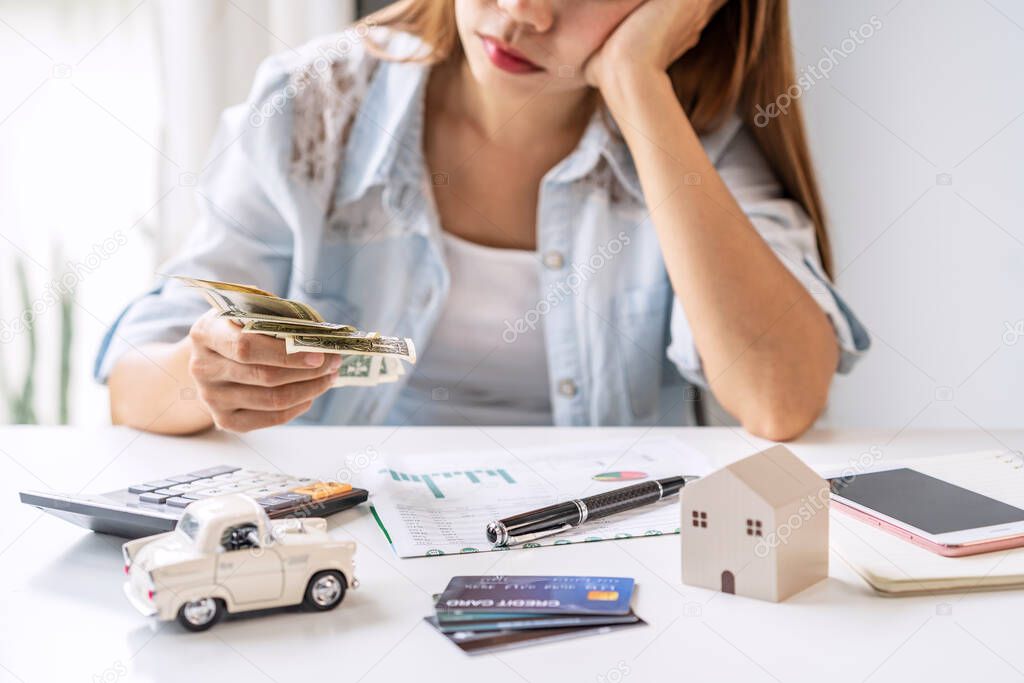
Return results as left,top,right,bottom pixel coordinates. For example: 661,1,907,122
304,571,347,611
176,597,224,632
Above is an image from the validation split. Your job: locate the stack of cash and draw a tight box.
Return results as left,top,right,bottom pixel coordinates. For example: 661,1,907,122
173,276,416,387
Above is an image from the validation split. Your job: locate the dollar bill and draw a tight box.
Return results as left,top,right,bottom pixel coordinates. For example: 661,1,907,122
285,333,417,363
386,356,405,377
170,276,278,298
331,355,406,387
332,354,382,386
170,275,327,323
172,274,415,388
240,319,358,336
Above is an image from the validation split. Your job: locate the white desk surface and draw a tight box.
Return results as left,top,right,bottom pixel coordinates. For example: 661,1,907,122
2,426,1023,683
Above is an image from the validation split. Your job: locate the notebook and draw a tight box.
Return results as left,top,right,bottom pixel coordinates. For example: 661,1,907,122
829,449,1024,595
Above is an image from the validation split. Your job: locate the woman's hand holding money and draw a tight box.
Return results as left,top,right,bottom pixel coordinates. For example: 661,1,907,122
187,309,342,431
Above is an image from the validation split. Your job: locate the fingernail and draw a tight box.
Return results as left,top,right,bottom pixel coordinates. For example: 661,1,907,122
304,353,324,367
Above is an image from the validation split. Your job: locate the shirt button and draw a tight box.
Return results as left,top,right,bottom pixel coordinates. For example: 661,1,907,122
543,250,565,269
557,378,578,398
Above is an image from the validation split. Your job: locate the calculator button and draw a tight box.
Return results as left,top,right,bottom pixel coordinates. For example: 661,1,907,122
246,485,289,497
257,496,294,512
165,497,193,508
211,470,256,481
167,473,203,484
251,479,288,489
276,492,312,506
139,491,172,504
293,482,352,500
128,483,162,494
191,488,228,498
142,479,177,490
187,465,240,478
216,483,252,494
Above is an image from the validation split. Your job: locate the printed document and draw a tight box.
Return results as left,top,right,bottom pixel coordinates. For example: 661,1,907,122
364,436,712,558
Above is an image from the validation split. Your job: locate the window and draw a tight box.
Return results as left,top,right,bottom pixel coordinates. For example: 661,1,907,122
0,1,162,426
691,510,707,528
746,519,763,537
178,513,200,541
221,523,260,551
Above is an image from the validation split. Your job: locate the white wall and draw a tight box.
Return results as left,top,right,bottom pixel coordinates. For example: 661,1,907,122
789,0,1024,431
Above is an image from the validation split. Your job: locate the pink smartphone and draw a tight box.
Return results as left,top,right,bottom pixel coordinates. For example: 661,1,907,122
829,468,1024,557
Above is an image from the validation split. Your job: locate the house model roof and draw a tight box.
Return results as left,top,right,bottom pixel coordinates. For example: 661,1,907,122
721,445,825,508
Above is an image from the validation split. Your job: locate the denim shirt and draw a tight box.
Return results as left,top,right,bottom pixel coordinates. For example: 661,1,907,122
93,28,870,427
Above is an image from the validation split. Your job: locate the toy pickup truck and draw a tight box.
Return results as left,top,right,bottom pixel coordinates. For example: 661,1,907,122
122,493,358,631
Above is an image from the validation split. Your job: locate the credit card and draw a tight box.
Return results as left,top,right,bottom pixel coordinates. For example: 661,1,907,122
434,576,635,616
424,615,647,655
436,611,640,633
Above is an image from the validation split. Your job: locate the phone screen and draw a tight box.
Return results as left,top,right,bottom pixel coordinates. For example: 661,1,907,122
829,468,1024,535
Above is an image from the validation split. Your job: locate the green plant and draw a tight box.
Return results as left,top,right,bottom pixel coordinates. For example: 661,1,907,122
59,276,73,425
0,253,76,425
0,257,38,424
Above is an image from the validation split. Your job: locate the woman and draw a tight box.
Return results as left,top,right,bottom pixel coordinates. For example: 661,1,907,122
98,0,869,439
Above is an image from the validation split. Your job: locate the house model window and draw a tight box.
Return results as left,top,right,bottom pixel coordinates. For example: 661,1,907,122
746,519,763,537
692,510,708,528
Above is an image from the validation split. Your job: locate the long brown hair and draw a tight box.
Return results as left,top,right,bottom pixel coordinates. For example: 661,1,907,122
364,0,832,275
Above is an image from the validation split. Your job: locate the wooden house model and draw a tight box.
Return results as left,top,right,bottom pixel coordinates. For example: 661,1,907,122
680,444,829,602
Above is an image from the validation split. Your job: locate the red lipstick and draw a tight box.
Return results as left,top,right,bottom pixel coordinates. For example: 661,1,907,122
478,34,543,74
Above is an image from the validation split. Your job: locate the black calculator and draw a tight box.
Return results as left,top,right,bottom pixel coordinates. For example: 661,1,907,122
19,464,368,538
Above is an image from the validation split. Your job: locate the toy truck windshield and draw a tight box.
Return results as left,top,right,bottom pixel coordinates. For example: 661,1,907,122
173,503,272,553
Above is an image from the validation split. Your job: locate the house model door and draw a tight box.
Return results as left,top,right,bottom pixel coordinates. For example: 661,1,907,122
721,570,735,594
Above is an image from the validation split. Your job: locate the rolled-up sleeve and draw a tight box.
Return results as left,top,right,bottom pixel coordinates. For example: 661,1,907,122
93,55,298,383
666,123,870,387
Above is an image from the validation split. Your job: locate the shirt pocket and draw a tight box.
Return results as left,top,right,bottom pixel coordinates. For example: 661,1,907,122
612,281,672,421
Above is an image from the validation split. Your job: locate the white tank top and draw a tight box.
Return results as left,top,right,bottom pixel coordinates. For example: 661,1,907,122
386,230,553,425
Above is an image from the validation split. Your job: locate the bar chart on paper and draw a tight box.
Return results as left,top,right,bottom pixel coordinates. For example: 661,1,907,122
381,467,517,499
366,437,712,558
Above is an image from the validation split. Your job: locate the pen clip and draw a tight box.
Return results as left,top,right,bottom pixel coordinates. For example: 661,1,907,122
503,523,575,547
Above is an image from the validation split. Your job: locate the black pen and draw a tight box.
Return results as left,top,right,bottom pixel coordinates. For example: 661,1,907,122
485,475,700,547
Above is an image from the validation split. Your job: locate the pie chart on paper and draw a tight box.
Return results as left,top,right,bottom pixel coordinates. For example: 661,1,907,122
592,471,648,482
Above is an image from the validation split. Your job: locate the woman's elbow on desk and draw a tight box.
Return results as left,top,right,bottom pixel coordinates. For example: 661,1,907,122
738,400,826,443
712,339,838,443
732,363,834,442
